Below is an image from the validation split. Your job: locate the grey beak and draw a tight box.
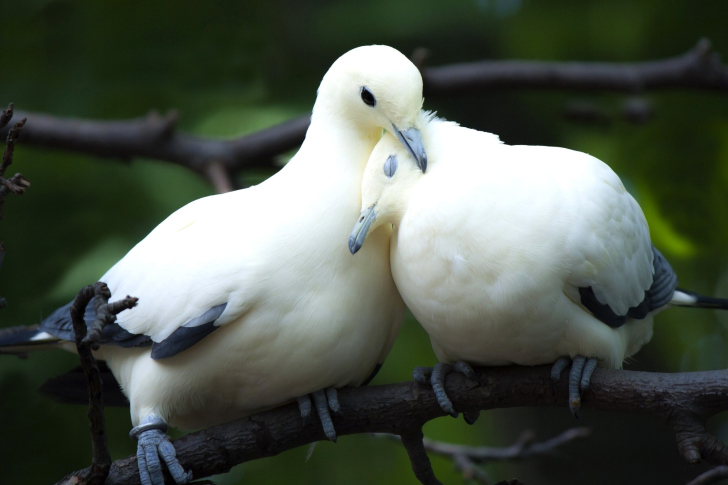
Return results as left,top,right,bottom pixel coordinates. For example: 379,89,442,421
349,205,377,254
393,125,427,173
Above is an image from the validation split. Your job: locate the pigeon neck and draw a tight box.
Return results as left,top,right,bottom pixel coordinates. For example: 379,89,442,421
301,110,381,173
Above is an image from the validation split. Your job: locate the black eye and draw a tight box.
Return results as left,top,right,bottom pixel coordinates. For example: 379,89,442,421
383,155,398,178
360,86,376,107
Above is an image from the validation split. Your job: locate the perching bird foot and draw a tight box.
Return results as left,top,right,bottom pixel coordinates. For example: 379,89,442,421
130,414,192,485
413,361,482,422
550,355,598,419
298,388,342,442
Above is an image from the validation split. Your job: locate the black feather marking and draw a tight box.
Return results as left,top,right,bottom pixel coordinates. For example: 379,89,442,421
0,328,49,347
578,287,628,328
150,303,227,360
39,362,129,407
361,363,383,386
37,300,152,348
580,246,678,327
673,288,728,310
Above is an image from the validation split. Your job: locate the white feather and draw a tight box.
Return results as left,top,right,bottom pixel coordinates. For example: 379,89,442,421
93,45,425,429
358,114,656,370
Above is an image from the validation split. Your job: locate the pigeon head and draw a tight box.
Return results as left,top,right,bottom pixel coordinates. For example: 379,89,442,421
349,130,424,254
316,45,427,172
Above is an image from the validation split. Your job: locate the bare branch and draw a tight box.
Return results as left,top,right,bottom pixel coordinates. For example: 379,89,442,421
1,39,727,186
0,109,309,177
0,105,29,309
400,428,443,485
61,365,728,485
0,115,29,220
55,282,138,485
423,39,728,95
382,427,591,484
204,161,236,193
687,466,728,485
0,103,14,131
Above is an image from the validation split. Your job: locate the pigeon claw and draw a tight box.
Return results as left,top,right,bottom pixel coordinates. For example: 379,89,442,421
552,355,599,419
298,387,342,443
417,361,481,423
132,415,191,485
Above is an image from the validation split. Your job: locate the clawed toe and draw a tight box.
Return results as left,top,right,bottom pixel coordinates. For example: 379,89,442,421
413,366,433,384
298,387,341,442
551,355,599,419
132,414,191,485
463,410,480,425
417,361,481,421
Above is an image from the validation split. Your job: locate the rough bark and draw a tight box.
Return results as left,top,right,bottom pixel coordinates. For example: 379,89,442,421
84,365,728,484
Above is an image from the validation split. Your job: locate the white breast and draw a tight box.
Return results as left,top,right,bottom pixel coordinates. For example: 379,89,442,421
391,137,654,370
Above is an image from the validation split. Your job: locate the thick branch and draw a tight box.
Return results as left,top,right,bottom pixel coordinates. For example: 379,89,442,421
2,40,728,185
400,428,443,485
89,366,728,485
423,39,728,95
0,109,309,177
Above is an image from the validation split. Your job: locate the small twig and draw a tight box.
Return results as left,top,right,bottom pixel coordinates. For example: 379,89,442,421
56,282,138,485
383,427,590,484
0,105,28,309
411,47,430,78
0,103,14,131
687,466,728,485
424,426,591,463
0,115,30,221
204,160,235,193
399,428,443,485
1,116,26,176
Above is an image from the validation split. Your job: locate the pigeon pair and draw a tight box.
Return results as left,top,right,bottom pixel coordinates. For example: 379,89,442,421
2,45,727,485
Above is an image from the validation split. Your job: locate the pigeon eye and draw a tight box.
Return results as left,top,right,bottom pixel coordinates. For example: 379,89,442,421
383,155,398,178
360,87,376,107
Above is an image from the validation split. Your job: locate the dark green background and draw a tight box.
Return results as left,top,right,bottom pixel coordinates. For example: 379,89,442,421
2,1,728,483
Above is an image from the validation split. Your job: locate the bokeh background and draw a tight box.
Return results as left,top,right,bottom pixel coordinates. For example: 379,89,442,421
2,0,728,483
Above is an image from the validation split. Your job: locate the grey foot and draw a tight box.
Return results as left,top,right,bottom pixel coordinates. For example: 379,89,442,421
413,361,481,421
298,387,342,442
131,414,192,485
550,355,598,419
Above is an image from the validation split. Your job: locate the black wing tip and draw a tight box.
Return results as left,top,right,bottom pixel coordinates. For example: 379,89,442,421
674,288,728,310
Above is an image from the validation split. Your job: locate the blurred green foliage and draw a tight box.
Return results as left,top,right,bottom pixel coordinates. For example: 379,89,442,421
1,0,728,483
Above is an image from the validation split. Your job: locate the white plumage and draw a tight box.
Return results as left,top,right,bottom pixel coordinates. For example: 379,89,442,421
101,44,424,430
2,45,427,484
350,112,694,416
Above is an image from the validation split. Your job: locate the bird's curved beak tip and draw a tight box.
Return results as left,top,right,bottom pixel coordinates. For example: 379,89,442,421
394,126,427,173
349,206,377,255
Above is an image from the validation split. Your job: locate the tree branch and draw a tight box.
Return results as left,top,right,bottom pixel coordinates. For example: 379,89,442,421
382,427,590,484
422,38,728,95
56,282,138,485
1,39,727,190
0,104,29,220
687,466,728,485
400,428,443,485
0,109,309,179
0,103,29,309
63,365,728,485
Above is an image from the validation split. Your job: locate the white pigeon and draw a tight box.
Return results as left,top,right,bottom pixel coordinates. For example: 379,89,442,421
349,112,728,420
0,45,428,485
